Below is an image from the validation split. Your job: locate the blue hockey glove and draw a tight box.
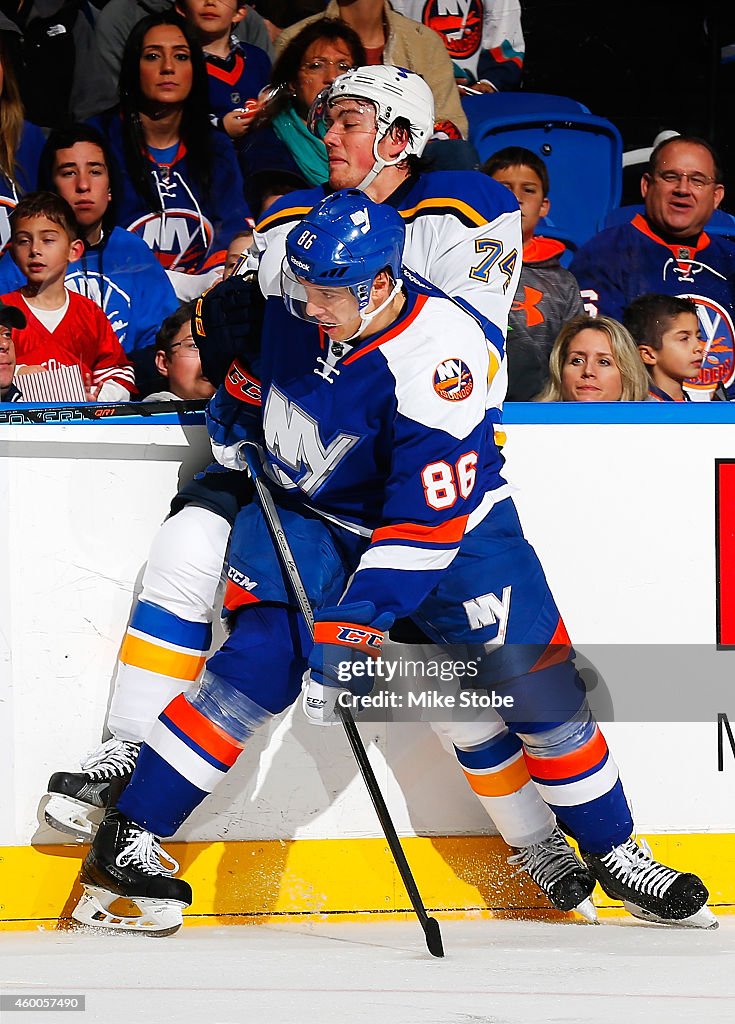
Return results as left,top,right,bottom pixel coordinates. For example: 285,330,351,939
206,367,263,471
302,603,394,726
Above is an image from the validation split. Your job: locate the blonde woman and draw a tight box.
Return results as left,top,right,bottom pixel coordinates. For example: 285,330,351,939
538,314,649,402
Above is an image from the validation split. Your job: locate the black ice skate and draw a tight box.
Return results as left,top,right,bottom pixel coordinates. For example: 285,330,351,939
45,738,140,842
582,837,717,929
73,809,192,936
508,826,598,922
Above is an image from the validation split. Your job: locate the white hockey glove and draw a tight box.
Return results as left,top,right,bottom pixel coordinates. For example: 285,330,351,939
301,675,350,727
210,438,248,472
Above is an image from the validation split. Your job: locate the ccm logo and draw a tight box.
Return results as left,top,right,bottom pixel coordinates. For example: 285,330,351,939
336,627,383,650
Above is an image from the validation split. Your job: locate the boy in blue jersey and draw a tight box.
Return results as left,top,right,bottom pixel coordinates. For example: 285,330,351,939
177,0,271,140
623,293,705,403
72,191,714,938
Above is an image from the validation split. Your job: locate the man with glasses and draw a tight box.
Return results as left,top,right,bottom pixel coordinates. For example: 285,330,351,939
571,136,735,399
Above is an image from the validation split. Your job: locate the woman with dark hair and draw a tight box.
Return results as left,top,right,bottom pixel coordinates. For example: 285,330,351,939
94,11,251,298
0,24,44,256
238,18,365,214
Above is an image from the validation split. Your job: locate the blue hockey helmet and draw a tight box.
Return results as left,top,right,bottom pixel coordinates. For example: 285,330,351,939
282,189,405,337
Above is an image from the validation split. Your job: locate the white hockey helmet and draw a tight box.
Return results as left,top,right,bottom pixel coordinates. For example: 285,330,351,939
311,66,435,189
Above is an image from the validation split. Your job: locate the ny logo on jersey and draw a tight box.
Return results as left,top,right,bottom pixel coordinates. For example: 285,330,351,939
349,207,371,234
129,210,213,272
463,586,511,649
263,386,360,495
681,293,735,391
423,0,483,59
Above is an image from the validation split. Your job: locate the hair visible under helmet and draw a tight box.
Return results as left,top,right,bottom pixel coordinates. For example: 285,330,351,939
309,66,435,190
282,188,405,340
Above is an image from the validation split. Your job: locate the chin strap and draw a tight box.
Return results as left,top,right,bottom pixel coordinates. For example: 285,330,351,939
356,134,410,191
343,278,404,342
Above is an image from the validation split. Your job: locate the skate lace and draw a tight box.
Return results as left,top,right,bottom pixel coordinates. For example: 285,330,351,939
115,828,180,876
507,829,580,890
601,838,677,898
80,739,139,779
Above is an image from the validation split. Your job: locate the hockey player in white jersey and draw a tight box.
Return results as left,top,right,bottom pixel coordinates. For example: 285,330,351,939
73,192,714,936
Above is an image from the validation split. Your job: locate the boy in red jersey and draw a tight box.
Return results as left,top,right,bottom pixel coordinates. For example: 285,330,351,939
2,192,136,402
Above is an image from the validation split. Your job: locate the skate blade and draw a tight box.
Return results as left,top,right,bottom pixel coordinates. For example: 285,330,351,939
44,795,96,843
72,886,185,937
623,900,719,930
574,897,599,924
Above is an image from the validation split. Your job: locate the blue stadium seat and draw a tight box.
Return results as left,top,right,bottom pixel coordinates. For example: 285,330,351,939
462,93,623,253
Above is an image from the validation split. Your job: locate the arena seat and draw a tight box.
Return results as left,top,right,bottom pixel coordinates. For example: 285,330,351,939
462,92,623,254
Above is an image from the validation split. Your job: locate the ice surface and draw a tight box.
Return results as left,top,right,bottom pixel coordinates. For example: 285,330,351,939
1,917,733,1024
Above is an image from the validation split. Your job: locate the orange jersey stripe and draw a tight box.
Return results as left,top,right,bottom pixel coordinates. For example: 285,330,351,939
529,618,572,674
462,754,530,797
120,634,206,682
223,580,260,613
524,726,608,782
372,515,468,546
165,693,244,768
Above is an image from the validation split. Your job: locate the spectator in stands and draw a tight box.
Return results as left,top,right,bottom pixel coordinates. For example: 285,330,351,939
570,136,735,400
223,227,253,274
93,11,252,301
79,0,273,120
0,22,44,255
275,0,468,139
252,1,328,40
538,314,649,402
144,301,216,402
178,1,271,141
0,124,179,395
237,18,365,210
1,2,103,129
483,146,584,400
0,300,24,402
2,192,136,402
390,1,524,93
623,294,705,403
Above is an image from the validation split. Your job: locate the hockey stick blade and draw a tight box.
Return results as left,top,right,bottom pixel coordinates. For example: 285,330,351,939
241,441,444,958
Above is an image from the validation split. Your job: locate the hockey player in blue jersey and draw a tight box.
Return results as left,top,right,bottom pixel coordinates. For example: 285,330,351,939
72,191,715,937
46,68,558,885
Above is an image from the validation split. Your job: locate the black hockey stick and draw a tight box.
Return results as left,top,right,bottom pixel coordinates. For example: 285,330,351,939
241,441,444,958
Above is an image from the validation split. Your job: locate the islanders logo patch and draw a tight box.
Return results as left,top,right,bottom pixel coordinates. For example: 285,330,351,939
681,293,735,394
422,0,483,60
434,358,474,400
